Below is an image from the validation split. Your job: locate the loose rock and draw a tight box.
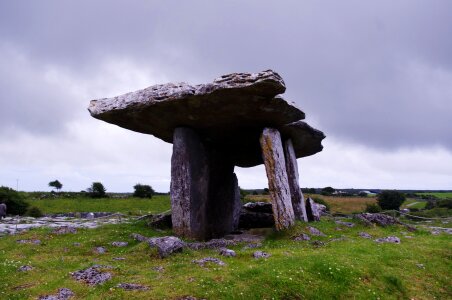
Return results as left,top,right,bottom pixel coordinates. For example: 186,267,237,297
311,240,325,247
253,251,271,259
358,232,372,239
111,241,128,247
375,236,401,244
335,220,355,227
112,257,126,261
16,239,41,245
243,202,273,213
192,257,226,267
148,236,185,258
308,226,326,236
131,233,150,242
93,247,107,254
18,265,33,272
71,265,113,285
187,238,237,250
219,248,236,257
293,233,310,241
356,213,400,227
38,288,74,300
52,226,77,235
117,283,150,291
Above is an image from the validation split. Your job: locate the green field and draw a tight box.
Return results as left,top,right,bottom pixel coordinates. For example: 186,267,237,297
401,199,427,210
1,218,451,299
416,192,452,199
25,196,171,215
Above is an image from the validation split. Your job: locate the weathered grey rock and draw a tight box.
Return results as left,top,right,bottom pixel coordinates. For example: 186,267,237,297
243,202,273,213
253,251,271,259
260,128,295,230
117,283,150,291
187,238,237,250
293,233,311,241
38,288,74,300
308,226,326,236
192,257,226,267
88,70,320,168
52,226,77,235
311,240,325,247
152,266,164,272
335,220,355,228
18,265,33,272
375,236,401,244
219,248,236,257
0,203,6,219
238,210,275,229
71,265,113,285
147,212,172,229
148,236,185,258
171,127,241,240
93,247,107,254
280,121,325,162
111,241,128,247
131,233,149,242
16,239,41,245
112,257,126,261
284,139,308,221
356,213,400,227
358,232,372,239
306,198,322,221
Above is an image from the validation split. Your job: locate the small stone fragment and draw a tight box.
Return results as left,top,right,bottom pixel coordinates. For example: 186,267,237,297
416,263,425,269
192,257,226,267
71,265,113,285
93,247,107,254
219,248,236,257
359,232,372,239
293,233,310,241
311,240,325,247
253,251,271,259
187,238,237,250
18,265,33,272
148,236,185,258
38,288,74,300
308,226,326,236
73,243,81,247
131,233,150,242
375,236,401,244
16,239,41,245
335,220,355,227
52,226,77,235
112,257,126,261
111,241,128,247
243,242,263,249
152,266,164,272
117,283,150,291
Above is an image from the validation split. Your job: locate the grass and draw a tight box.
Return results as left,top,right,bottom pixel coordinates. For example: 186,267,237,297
0,218,450,299
25,196,171,215
401,199,427,210
416,192,452,199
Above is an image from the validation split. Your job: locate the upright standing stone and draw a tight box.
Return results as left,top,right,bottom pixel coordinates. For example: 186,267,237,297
284,139,308,222
260,128,295,230
171,127,209,240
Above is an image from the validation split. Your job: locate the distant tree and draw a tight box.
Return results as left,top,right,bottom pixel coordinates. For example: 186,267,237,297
0,186,29,215
377,190,406,210
48,180,63,192
321,186,335,196
133,184,155,198
263,188,269,195
308,188,317,194
252,191,258,195
87,182,107,198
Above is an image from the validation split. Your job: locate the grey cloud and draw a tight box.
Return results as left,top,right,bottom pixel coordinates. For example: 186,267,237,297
0,0,451,149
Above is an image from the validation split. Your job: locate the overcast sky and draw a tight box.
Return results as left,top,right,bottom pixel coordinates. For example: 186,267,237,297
1,1,451,192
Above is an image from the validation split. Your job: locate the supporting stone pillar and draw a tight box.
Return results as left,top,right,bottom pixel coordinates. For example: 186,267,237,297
260,128,295,230
284,139,308,222
170,127,242,240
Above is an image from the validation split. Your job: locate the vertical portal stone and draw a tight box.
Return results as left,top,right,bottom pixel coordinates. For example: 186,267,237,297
284,139,308,222
170,127,209,240
171,127,242,240
260,128,295,230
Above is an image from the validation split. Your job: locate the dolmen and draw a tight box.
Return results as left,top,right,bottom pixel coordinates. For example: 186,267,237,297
88,70,325,240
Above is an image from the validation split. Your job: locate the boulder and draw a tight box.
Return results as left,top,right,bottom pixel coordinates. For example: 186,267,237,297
219,248,236,257
358,232,372,239
253,251,271,259
243,202,273,213
38,288,74,300
306,198,323,221
238,210,275,229
71,265,113,286
146,213,172,229
111,241,128,247
89,70,324,167
356,213,400,227
148,236,185,258
308,226,326,236
375,236,401,244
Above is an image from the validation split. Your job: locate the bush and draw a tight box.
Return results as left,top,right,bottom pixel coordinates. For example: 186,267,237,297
321,186,335,196
26,206,43,218
87,182,107,198
133,184,155,198
438,199,452,209
0,186,29,215
377,190,406,210
311,196,330,212
365,203,382,213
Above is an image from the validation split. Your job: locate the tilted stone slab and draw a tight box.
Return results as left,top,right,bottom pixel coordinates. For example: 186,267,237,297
88,70,323,167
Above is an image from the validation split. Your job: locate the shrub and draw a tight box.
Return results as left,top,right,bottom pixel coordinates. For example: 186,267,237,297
311,196,330,212
438,199,452,209
321,186,335,196
26,206,43,218
377,190,406,210
133,184,155,198
0,186,29,215
365,203,382,213
87,182,107,198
